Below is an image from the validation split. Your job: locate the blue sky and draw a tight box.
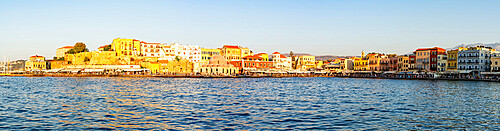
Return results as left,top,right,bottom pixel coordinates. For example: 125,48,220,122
1,0,499,60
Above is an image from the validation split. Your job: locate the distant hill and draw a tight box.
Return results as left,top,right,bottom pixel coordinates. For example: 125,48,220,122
282,53,311,57
449,43,500,50
279,53,357,61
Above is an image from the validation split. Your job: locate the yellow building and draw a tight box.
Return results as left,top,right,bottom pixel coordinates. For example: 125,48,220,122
446,50,458,71
353,58,369,71
254,53,269,61
146,62,160,74
201,48,222,64
491,54,500,72
221,45,252,61
25,55,46,71
111,38,141,56
297,55,316,70
47,60,67,69
315,61,324,69
446,47,466,71
144,59,194,74
397,55,409,71
65,51,121,65
56,46,73,59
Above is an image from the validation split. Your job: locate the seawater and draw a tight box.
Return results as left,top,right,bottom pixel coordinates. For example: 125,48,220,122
0,77,499,130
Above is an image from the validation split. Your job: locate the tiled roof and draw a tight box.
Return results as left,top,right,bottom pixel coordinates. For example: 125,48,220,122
30,55,44,58
223,45,240,49
58,46,74,49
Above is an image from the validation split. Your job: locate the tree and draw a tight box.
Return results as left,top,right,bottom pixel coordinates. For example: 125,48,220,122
66,42,89,54
175,56,181,62
290,51,297,69
103,45,112,51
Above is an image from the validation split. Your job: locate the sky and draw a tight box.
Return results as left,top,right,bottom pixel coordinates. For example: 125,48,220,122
1,0,500,61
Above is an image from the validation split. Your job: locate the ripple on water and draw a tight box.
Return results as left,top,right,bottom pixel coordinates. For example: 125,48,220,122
0,77,499,130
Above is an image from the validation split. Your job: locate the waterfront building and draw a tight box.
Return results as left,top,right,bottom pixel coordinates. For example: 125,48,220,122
65,51,119,65
491,52,500,72
46,60,67,69
324,62,343,72
229,54,274,73
437,52,447,72
414,47,446,72
446,49,460,71
221,45,252,61
379,54,398,71
397,55,410,72
409,54,416,71
199,55,238,75
56,46,73,59
155,59,194,74
366,53,386,71
296,55,316,70
201,48,222,64
272,52,292,70
333,58,354,70
457,46,495,72
315,60,324,69
353,57,369,71
140,42,162,57
253,53,269,61
170,43,201,63
111,38,141,56
25,55,46,71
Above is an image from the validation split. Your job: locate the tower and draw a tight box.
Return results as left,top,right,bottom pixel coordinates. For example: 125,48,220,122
361,50,365,58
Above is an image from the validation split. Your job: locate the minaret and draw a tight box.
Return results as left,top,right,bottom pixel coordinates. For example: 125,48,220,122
361,50,365,58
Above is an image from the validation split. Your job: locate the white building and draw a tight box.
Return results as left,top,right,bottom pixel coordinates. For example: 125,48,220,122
170,43,201,63
458,46,495,72
272,52,292,70
140,42,162,57
437,53,447,72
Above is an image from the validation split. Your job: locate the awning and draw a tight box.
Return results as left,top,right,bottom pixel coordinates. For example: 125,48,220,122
459,70,473,74
81,69,104,72
122,68,148,72
60,69,81,73
46,69,62,73
480,72,500,75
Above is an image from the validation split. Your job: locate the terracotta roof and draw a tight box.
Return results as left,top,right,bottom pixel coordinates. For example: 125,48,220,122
280,55,287,58
415,47,445,51
98,45,109,49
158,60,169,63
272,52,280,54
58,46,74,49
243,55,263,59
30,55,44,58
223,45,240,49
150,62,159,64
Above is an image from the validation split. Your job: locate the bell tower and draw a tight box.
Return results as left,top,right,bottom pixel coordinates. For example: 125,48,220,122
361,50,365,58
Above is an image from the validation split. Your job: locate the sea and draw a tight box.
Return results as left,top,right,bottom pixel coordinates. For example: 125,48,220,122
0,77,499,130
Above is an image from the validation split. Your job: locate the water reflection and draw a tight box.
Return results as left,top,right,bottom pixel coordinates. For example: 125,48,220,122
0,77,499,130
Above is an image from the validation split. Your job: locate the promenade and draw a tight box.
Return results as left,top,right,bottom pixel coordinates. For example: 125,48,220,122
4,71,500,82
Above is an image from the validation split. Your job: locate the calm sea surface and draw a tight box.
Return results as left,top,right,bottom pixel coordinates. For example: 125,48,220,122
0,77,499,130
